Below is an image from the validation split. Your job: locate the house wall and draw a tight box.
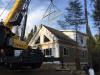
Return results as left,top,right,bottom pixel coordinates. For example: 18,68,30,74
29,26,60,58
58,43,88,64
61,30,87,51
61,31,88,62
40,26,60,58
52,42,60,58
59,43,75,63
40,42,60,58
62,31,76,40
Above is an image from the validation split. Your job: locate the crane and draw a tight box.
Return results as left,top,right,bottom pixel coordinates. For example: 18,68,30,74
0,0,44,69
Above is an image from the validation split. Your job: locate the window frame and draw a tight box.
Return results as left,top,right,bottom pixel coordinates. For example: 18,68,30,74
44,35,50,42
35,36,40,44
80,36,84,44
44,48,52,57
81,50,87,58
63,47,70,56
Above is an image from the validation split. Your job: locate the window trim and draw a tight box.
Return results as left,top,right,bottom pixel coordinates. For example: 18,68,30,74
44,48,52,57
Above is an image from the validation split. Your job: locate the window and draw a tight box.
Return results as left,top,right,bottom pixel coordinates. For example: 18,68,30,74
63,48,69,56
44,35,50,42
35,37,40,44
44,48,52,56
81,51,87,58
80,36,83,44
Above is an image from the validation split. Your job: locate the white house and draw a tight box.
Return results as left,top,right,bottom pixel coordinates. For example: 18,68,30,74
28,25,88,65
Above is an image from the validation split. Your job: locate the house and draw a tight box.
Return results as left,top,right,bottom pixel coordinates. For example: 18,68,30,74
28,25,88,67
61,30,88,62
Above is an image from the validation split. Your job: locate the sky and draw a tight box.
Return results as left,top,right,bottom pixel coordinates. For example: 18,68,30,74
0,0,68,36
0,0,97,36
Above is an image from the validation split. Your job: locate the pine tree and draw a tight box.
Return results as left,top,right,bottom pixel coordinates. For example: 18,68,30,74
26,29,34,44
26,25,37,44
93,0,100,35
91,34,100,72
58,0,85,29
33,25,37,35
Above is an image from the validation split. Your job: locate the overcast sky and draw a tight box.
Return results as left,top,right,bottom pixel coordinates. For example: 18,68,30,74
0,0,97,36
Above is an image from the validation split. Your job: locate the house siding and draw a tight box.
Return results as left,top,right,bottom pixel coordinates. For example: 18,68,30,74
59,44,75,63
29,25,88,67
54,43,60,58
59,43,88,64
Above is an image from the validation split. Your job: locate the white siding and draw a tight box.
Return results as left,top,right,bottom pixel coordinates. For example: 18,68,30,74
52,43,59,58
28,25,59,58
61,30,87,51
62,31,76,40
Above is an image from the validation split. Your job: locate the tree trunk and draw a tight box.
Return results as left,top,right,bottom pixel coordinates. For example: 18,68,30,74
84,0,93,67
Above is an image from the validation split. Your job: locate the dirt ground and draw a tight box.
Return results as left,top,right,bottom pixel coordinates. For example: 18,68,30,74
0,69,72,75
0,64,86,75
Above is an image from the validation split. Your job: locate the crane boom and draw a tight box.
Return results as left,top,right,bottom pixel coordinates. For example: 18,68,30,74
0,0,31,49
3,0,24,29
0,0,44,69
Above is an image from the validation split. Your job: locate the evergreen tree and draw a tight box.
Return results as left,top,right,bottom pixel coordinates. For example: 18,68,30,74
26,25,37,44
93,0,100,35
58,0,85,29
91,34,100,73
26,29,34,44
33,25,37,35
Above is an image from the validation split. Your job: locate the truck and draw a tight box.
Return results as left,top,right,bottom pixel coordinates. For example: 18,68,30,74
0,0,44,69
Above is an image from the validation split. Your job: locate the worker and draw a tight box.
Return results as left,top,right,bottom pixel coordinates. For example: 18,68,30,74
88,67,95,75
83,64,95,75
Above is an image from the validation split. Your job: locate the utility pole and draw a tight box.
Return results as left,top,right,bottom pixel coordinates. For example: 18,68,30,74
84,0,93,67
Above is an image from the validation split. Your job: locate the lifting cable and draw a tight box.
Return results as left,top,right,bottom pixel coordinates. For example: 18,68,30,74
42,0,61,20
0,0,13,17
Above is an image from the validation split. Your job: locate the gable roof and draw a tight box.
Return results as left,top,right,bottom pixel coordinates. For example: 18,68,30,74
43,25,76,45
